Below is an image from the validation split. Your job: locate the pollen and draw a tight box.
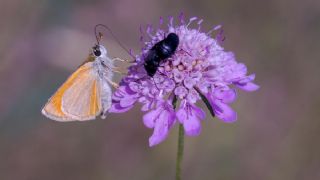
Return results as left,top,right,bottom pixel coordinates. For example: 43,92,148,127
178,64,185,71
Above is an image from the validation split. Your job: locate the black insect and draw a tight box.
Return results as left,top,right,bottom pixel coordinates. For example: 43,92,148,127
144,33,179,77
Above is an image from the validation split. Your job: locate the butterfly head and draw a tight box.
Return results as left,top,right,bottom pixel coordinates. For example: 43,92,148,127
92,45,107,57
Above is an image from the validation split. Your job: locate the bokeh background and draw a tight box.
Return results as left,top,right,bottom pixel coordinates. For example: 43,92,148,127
1,0,319,179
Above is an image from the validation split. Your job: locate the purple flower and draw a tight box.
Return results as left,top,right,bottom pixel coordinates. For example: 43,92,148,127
110,15,259,146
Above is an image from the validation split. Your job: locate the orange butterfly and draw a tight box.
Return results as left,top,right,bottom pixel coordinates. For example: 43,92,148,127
42,44,121,121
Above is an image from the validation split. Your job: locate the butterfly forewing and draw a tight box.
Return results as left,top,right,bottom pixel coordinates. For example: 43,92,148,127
61,66,102,120
42,62,102,121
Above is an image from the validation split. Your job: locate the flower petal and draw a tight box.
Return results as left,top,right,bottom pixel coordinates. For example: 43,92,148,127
174,86,188,99
120,96,137,107
173,69,185,83
213,99,237,123
184,76,196,89
186,89,199,104
176,106,187,124
238,74,255,84
143,107,162,128
183,113,201,136
109,103,133,113
149,111,172,147
191,105,206,120
236,82,260,92
128,82,140,92
214,89,237,103
141,101,151,111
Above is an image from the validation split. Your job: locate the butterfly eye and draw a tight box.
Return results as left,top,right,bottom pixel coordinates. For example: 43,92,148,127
93,48,101,57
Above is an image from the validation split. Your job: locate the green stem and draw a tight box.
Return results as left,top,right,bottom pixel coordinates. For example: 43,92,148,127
175,124,184,180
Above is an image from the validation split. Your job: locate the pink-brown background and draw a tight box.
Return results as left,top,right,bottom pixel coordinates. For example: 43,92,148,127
0,0,319,179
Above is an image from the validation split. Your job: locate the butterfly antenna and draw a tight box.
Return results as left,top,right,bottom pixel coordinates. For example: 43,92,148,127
94,24,131,56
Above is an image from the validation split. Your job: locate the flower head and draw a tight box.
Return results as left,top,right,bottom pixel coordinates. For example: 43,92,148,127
110,15,259,146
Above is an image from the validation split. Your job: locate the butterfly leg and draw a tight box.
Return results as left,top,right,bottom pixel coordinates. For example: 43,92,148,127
112,57,128,62
105,77,119,89
112,67,127,75
112,57,135,63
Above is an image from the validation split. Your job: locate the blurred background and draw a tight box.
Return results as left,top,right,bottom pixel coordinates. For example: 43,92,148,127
0,0,319,179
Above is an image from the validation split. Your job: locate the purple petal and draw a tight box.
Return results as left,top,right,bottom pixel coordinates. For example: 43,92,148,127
212,100,237,123
159,16,163,25
179,12,185,24
109,103,133,113
124,85,137,95
214,89,237,103
140,97,156,112
183,113,201,136
173,69,184,83
143,108,162,128
149,111,172,147
141,101,151,111
128,82,140,92
119,96,137,107
176,106,187,124
168,114,176,127
190,71,202,81
187,89,199,104
183,76,196,89
238,74,255,84
236,82,260,92
112,91,125,101
191,105,206,120
174,86,188,99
